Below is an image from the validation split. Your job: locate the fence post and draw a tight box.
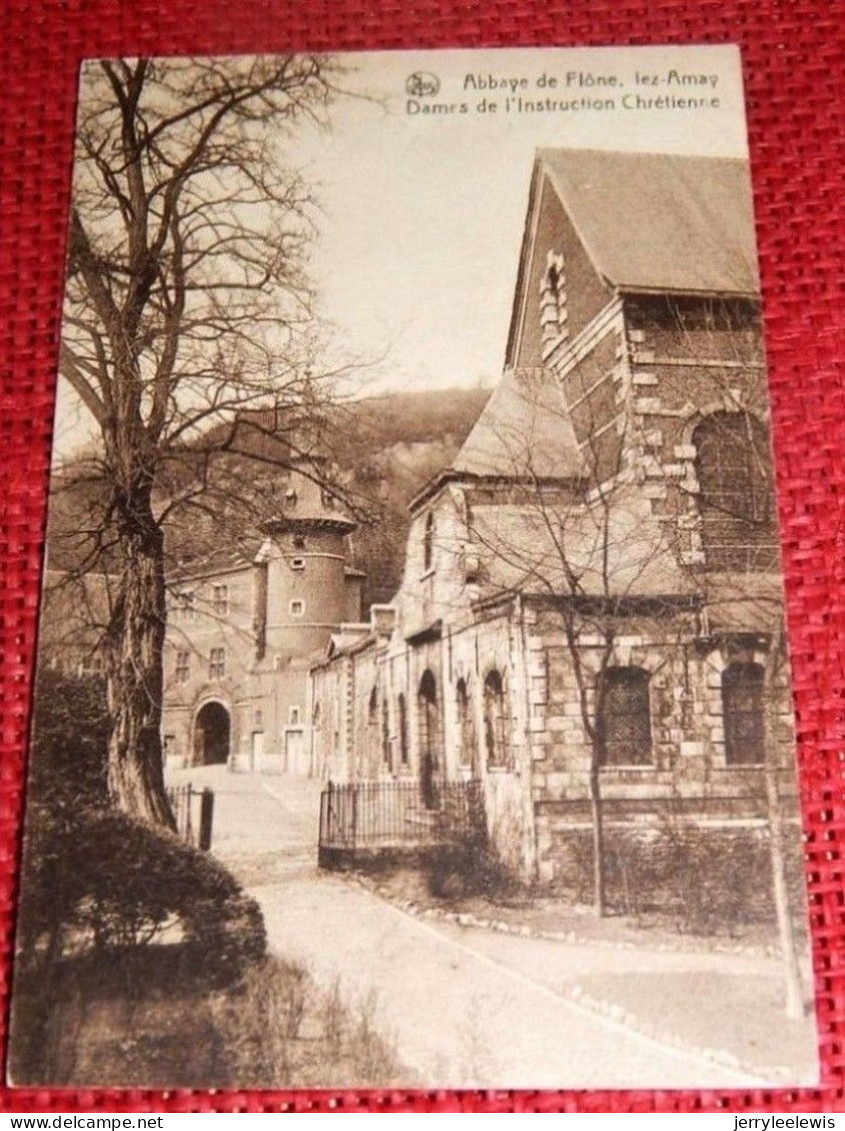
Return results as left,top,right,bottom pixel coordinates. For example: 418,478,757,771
199,788,214,851
184,782,193,843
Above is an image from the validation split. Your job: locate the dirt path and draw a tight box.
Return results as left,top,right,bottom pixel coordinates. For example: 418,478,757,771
170,767,817,1090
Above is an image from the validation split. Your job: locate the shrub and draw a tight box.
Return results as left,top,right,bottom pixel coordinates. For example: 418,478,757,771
426,838,513,900
12,802,266,1083
556,821,794,936
20,803,265,981
27,665,110,807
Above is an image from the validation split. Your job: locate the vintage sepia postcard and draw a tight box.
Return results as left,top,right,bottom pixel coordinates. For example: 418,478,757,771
9,44,818,1090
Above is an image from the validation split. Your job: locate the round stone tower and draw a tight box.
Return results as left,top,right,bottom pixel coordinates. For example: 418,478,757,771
257,458,362,664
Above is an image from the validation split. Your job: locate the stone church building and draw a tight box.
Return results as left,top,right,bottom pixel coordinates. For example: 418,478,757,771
162,148,798,886
308,149,795,884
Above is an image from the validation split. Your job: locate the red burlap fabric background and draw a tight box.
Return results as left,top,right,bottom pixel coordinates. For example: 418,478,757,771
1,0,843,1114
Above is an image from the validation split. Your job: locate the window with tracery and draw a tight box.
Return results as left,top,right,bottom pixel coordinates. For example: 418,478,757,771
598,667,652,767
694,412,777,570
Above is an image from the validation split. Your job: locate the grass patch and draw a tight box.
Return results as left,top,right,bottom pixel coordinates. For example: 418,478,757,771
16,950,406,1088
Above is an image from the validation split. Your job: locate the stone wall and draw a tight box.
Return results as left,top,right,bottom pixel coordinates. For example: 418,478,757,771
525,603,798,887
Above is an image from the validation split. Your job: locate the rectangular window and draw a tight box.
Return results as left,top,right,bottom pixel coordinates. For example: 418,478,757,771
290,599,305,617
291,557,306,571
175,650,190,683
175,591,194,619
163,734,176,762
209,647,226,679
212,584,229,615
289,705,301,725
722,662,765,766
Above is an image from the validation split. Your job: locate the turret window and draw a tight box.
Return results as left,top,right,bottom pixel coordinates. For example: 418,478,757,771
290,599,305,618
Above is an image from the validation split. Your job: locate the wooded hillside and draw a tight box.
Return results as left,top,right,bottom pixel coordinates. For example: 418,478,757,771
46,384,492,610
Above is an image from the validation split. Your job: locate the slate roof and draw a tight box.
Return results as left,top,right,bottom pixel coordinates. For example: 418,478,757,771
467,481,692,599
451,366,584,480
169,547,257,584
538,148,759,296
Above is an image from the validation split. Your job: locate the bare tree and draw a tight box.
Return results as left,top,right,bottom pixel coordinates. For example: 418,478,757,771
58,56,344,824
458,369,680,916
659,295,805,1017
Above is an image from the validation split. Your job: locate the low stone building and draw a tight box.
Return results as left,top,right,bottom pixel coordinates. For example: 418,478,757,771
310,148,798,886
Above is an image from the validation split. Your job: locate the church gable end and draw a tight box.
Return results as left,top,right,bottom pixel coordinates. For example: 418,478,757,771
507,169,614,371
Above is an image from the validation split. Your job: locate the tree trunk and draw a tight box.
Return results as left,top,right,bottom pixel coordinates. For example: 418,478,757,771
105,490,175,829
588,752,607,917
762,654,804,1020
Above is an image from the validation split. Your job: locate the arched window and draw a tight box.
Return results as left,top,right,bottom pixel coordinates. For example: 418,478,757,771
693,412,776,570
598,667,652,767
423,512,435,572
367,687,379,771
456,677,476,770
381,694,391,770
418,670,441,807
722,662,765,766
397,693,409,767
483,669,508,768
540,252,567,346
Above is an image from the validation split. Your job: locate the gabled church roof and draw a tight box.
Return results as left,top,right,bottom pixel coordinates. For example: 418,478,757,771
451,366,583,480
467,481,693,601
537,148,759,297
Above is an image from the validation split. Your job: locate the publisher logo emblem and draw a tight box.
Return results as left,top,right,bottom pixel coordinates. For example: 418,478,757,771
406,72,440,98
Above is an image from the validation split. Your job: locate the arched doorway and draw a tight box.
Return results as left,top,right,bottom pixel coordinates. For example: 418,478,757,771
193,701,230,766
418,670,440,809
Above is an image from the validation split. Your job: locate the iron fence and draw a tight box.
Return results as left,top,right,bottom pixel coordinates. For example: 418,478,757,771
318,778,484,866
167,783,214,851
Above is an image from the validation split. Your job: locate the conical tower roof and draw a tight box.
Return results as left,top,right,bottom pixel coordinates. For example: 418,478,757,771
261,455,357,536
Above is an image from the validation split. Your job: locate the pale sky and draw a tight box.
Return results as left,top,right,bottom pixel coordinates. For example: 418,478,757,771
54,44,750,457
